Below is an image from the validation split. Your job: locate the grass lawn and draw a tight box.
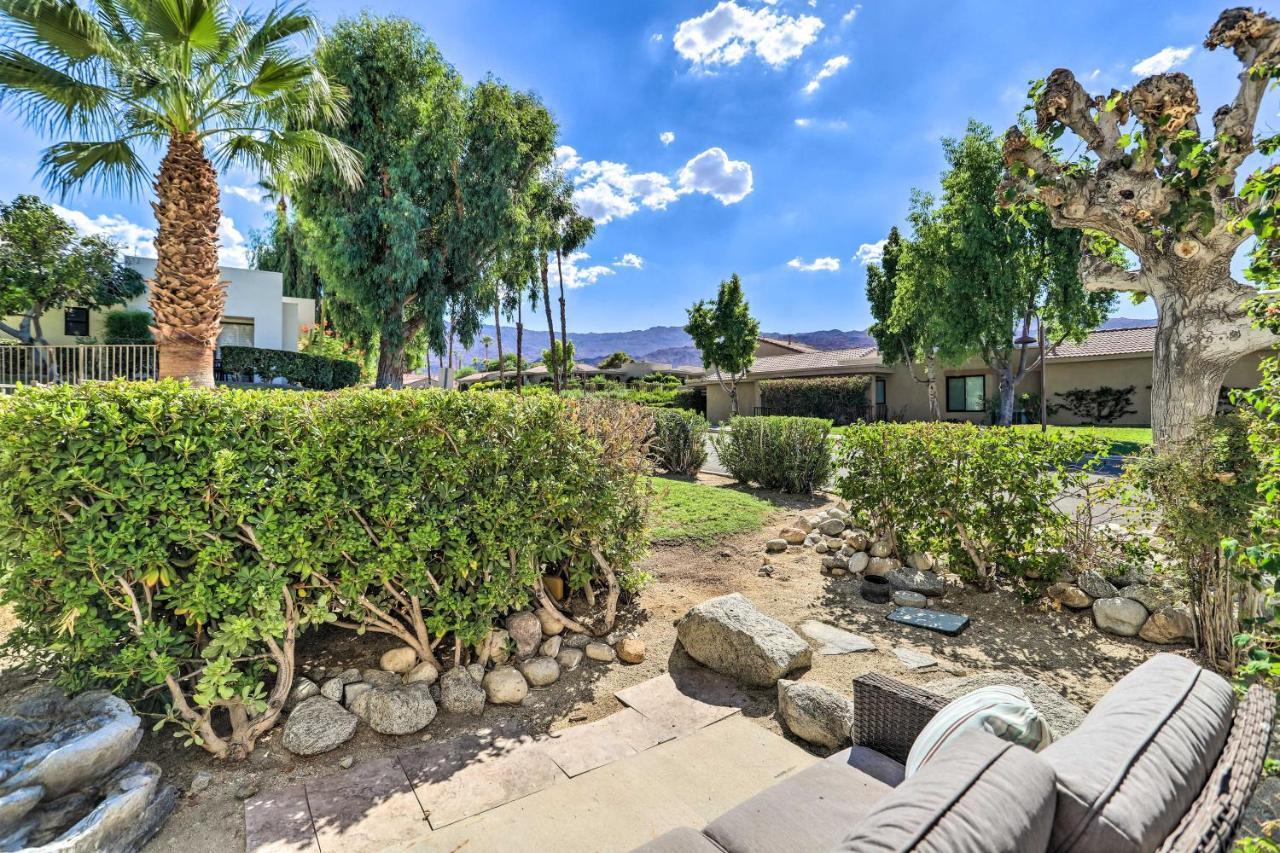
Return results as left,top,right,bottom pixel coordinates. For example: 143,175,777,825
648,476,773,544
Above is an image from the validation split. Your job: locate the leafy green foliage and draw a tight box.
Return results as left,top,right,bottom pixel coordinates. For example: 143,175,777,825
598,351,633,369
759,376,870,424
648,408,709,476
103,310,153,344
220,345,361,390
541,340,574,384
715,416,832,494
647,477,771,544
1052,385,1138,424
685,274,760,415
835,423,1104,587
249,210,323,300
0,381,651,754
0,195,143,343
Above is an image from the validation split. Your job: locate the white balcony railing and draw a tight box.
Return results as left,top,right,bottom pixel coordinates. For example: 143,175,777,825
0,344,159,389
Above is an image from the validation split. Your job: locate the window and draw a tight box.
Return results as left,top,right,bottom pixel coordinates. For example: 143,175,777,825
217,320,255,348
874,378,886,405
946,375,985,412
64,307,90,337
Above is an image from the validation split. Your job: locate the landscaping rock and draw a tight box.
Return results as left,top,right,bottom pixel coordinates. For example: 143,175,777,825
585,642,616,663
826,507,850,521
1139,606,1195,645
616,637,646,664
343,682,372,707
885,567,945,597
540,635,563,658
818,518,846,536
777,680,854,749
319,677,346,702
1093,597,1148,637
476,628,512,665
1047,583,1092,610
482,667,529,705
403,661,439,686
556,648,585,670
519,657,561,687
1120,584,1175,612
844,530,870,551
362,669,402,689
795,516,815,533
814,541,829,555
869,539,893,558
865,556,899,577
563,632,592,650
350,687,437,736
535,607,564,636
1105,564,1150,588
907,553,936,572
893,648,939,670
439,667,485,716
379,647,418,675
799,621,876,654
892,590,927,608
282,697,358,756
804,533,821,547
839,543,858,558
847,552,869,574
765,538,788,553
821,555,848,572
506,612,543,658
286,677,319,709
676,593,812,687
780,527,807,545
189,770,213,795
1077,570,1119,600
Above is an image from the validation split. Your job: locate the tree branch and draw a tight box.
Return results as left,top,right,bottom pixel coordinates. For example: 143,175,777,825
1078,252,1148,294
1205,8,1280,178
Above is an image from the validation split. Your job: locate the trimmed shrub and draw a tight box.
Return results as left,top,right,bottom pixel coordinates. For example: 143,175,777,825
759,376,870,424
0,381,650,757
835,422,1104,587
715,415,832,493
103,309,153,343
649,408,709,475
220,345,361,390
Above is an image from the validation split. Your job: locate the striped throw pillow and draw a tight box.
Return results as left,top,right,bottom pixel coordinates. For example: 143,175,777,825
904,685,1053,778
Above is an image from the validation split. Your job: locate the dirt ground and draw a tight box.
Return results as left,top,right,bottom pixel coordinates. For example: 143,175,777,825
6,472,1186,852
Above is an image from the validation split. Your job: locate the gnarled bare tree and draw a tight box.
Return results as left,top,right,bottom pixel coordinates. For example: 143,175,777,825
1001,7,1279,446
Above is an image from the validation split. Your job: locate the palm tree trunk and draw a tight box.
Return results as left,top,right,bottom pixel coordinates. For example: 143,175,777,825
540,255,557,391
152,132,226,387
494,298,505,384
556,248,569,390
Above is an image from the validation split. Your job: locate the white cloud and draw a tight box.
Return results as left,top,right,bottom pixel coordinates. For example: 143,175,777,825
562,252,615,289
854,239,887,266
794,118,812,127
54,204,252,268
674,1,824,68
802,54,849,94
1131,46,1193,76
651,32,664,42
223,184,270,208
659,131,676,146
1085,68,1102,81
614,253,645,269
794,117,849,130
676,147,753,204
788,256,841,272
840,4,861,24
558,144,753,224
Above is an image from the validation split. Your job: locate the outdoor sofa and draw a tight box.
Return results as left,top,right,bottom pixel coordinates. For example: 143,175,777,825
634,654,1276,853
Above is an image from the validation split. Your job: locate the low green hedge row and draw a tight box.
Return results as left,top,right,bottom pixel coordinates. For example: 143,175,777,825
716,415,833,493
220,345,361,390
0,382,650,758
648,408,709,475
759,376,870,424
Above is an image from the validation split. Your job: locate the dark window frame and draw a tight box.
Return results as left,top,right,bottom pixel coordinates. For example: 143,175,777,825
946,374,986,413
874,377,886,405
64,306,90,337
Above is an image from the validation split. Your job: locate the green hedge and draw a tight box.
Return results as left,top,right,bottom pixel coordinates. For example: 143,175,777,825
0,382,650,758
103,309,153,344
715,415,832,493
759,376,870,424
649,408,709,475
220,345,361,390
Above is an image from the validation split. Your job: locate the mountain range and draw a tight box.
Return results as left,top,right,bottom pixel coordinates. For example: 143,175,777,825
440,317,1156,370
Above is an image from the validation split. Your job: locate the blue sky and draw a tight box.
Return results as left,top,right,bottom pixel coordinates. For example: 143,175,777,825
0,0,1266,333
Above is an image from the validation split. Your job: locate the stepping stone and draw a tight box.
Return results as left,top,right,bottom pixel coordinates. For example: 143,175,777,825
886,606,969,637
615,670,748,736
893,648,939,670
537,716,640,778
305,756,426,849
399,729,566,829
799,620,876,655
244,783,318,853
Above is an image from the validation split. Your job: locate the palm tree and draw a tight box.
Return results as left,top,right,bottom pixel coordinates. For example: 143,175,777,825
480,334,492,362
0,0,359,386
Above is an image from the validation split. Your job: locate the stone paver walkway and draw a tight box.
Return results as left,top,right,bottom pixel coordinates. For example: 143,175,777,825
244,668,806,853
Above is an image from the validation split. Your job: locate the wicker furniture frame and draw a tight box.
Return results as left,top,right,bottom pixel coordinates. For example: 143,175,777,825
850,672,1276,853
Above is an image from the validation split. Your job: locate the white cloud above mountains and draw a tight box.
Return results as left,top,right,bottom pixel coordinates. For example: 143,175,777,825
53,204,252,268
802,55,850,94
788,256,841,272
1131,46,1193,76
674,1,823,68
556,144,753,224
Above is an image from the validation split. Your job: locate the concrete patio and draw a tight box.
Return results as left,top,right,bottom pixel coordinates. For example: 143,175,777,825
245,668,818,852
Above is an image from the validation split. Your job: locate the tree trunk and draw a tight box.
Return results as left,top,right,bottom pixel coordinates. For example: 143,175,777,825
540,255,558,391
516,298,524,394
556,249,569,390
925,356,939,420
152,132,225,387
494,299,505,383
376,342,406,389
995,363,1016,426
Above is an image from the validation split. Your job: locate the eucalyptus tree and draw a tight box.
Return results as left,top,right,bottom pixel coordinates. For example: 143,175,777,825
292,15,554,388
1001,7,1280,445
0,0,359,385
685,274,760,416
866,224,940,419
554,204,594,389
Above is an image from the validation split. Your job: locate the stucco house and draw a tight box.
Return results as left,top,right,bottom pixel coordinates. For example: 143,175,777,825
691,327,1269,425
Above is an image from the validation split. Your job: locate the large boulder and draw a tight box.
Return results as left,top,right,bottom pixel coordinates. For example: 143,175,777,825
349,686,437,736
2,693,142,800
1139,606,1195,645
1077,570,1119,600
1092,597,1148,637
676,594,812,687
780,527,807,545
818,518,846,536
1120,584,1175,612
869,539,893,558
847,552,870,574
884,567,945,598
439,667,486,716
777,680,855,749
282,697,358,756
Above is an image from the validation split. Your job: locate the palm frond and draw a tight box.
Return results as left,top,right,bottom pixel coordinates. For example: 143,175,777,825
39,137,149,198
244,2,315,56
0,47,112,133
244,54,310,97
0,0,112,63
143,0,222,52
212,128,360,189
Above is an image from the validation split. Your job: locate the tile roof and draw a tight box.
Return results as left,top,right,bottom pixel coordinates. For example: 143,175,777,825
1046,327,1156,360
738,346,884,378
757,335,818,353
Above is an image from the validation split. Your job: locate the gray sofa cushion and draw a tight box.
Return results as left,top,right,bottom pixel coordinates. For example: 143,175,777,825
631,826,726,853
835,730,1057,852
827,746,906,788
1040,653,1235,853
702,760,891,853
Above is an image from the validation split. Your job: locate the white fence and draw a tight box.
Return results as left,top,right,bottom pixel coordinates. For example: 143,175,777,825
0,344,158,390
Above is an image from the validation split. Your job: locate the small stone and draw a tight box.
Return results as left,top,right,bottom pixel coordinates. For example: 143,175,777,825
821,555,848,573
349,687,437,736
338,756,354,770
335,668,361,683
865,556,900,577
795,516,815,533
540,635,563,658
907,553,936,572
343,682,372,707
829,568,848,578
892,590,927,608
557,648,585,670
1139,606,1195,644
765,538,788,553
440,667,486,716
804,515,824,531
543,575,566,601
403,661,440,686
233,779,259,801
563,633,592,650
535,607,564,636
839,544,857,558
894,648,939,670
1047,583,1093,610
476,628,512,665
379,647,418,674
483,667,529,704
519,656,561,687
467,663,484,682
804,533,821,546
780,527,807,545
847,552,870,574
506,612,543,658
189,770,213,794
777,679,855,749
1093,597,1148,637
869,539,893,558
844,530,870,551
814,541,829,555
1120,584,1174,612
818,518,846,536
585,642,616,663
1077,570,1119,600
282,697,357,756
320,677,346,702
616,637,645,664
826,507,850,521
286,677,319,709
361,669,401,689
885,567,945,598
